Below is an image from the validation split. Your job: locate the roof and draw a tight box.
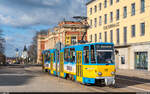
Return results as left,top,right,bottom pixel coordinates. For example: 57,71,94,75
86,0,96,6
62,42,114,49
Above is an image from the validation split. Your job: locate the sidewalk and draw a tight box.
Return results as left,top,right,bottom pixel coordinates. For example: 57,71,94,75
116,69,150,80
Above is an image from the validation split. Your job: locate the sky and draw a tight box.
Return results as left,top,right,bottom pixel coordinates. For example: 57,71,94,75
0,0,90,57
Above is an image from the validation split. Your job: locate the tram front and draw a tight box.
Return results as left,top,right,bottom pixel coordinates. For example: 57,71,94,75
95,43,115,86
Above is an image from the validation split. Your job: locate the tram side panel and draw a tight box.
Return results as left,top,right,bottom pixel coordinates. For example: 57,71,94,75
63,47,76,80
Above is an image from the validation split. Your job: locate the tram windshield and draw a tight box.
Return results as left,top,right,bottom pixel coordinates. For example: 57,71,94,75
96,51,113,64
95,44,114,64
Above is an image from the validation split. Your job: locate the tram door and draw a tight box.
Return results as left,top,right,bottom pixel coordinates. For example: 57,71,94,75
60,52,64,77
56,51,59,76
51,53,54,74
76,51,83,83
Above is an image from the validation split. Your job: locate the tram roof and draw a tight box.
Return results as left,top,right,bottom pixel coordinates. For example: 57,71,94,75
63,42,114,49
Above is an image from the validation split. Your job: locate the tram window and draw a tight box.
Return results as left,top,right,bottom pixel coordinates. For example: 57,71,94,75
96,52,113,64
54,52,55,62
70,48,75,62
90,45,96,64
57,51,60,62
44,53,46,61
84,46,89,64
64,48,70,62
45,52,50,61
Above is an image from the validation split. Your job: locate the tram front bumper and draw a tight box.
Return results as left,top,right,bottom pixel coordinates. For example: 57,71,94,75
96,77,115,86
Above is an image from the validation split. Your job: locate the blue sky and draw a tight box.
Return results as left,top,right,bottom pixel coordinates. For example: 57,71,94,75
0,0,89,57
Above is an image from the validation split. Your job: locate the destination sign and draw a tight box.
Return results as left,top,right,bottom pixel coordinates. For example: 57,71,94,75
95,44,113,50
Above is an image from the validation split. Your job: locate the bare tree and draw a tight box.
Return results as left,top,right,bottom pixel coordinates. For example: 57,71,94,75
28,32,38,64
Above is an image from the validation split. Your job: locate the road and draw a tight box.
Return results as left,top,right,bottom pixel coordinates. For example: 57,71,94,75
0,65,150,92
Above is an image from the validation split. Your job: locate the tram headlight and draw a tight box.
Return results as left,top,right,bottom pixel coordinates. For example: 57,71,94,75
111,71,115,75
98,72,102,76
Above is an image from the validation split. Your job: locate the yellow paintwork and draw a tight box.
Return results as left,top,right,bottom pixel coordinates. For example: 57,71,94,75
87,0,150,45
83,65,115,78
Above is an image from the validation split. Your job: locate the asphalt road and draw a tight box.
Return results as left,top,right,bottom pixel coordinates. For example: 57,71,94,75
0,65,150,92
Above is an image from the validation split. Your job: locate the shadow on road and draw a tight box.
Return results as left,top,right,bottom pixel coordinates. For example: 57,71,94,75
114,75,150,88
0,64,41,86
0,75,35,86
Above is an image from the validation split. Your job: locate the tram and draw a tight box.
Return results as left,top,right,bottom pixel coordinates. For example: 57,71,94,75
42,42,115,86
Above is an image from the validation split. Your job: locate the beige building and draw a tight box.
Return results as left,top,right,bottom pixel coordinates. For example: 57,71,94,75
37,31,48,64
86,0,150,71
37,20,88,64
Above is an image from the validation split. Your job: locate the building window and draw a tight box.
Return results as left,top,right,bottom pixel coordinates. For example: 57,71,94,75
140,22,145,36
104,0,107,8
141,0,145,13
116,0,119,3
123,6,127,18
110,12,113,23
131,3,135,16
116,28,120,44
71,36,76,45
94,5,97,12
99,16,102,25
99,33,102,41
123,27,127,44
104,14,107,24
90,35,92,42
110,0,113,5
90,8,92,15
90,19,92,27
135,52,148,70
104,32,107,42
94,18,97,27
131,25,136,37
116,9,120,20
95,34,97,42
121,56,125,64
110,30,113,43
99,3,102,10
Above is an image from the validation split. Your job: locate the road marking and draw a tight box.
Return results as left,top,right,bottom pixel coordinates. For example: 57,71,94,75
116,77,150,85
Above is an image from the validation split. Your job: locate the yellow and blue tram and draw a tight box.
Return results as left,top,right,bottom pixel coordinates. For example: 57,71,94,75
42,42,115,86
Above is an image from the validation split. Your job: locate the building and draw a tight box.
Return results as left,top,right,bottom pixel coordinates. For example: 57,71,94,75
44,20,88,50
37,20,88,64
86,0,150,71
54,20,88,47
37,31,48,64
